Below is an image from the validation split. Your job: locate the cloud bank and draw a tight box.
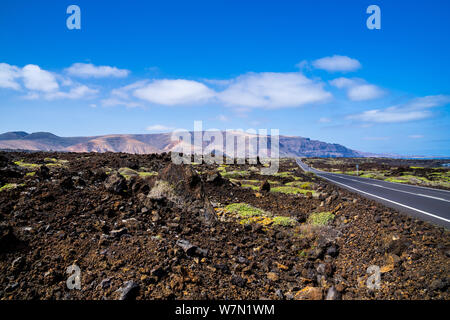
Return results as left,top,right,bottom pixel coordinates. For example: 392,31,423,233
330,77,384,101
0,62,98,100
312,55,361,72
65,63,130,78
348,95,450,123
217,72,331,109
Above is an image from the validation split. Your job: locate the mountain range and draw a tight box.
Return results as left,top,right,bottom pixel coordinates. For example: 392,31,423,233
0,131,376,158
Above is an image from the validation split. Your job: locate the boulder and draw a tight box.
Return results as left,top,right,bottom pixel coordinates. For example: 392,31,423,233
158,163,218,226
37,165,51,180
206,172,223,185
104,173,127,194
259,180,271,192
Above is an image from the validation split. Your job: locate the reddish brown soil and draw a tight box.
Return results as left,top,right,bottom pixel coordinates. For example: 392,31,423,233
0,152,448,300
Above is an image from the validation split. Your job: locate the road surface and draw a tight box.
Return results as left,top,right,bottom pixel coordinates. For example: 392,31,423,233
296,159,450,229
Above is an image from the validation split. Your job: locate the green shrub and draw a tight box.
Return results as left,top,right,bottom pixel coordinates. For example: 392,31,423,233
272,216,296,227
307,211,335,226
221,170,250,179
14,160,41,169
138,171,158,177
0,183,25,192
225,203,267,218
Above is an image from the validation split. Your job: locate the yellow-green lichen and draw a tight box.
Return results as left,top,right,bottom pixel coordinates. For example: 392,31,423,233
307,211,334,226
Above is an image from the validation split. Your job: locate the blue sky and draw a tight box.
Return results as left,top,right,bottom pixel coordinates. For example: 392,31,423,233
0,0,449,156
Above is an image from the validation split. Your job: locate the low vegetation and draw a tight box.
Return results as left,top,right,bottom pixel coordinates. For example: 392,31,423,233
224,203,297,228
307,211,335,226
0,183,25,192
225,203,267,218
14,160,40,169
271,186,316,196
118,167,158,180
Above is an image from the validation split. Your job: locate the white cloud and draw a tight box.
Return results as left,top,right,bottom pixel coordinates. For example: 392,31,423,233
318,117,331,123
218,72,332,109
22,64,59,92
347,95,450,123
109,72,332,109
134,79,215,105
65,63,130,78
101,97,142,108
146,124,175,131
100,81,148,107
349,108,431,123
0,63,60,93
111,81,147,99
0,63,97,100
347,84,384,101
405,95,450,109
312,55,361,72
0,63,21,90
295,60,309,70
408,134,424,139
45,85,98,100
330,77,384,101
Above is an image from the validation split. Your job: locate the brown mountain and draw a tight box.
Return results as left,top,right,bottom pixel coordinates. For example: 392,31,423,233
0,131,366,157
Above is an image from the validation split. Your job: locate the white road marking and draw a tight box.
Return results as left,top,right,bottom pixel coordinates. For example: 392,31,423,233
296,159,450,194
318,174,450,223
296,159,450,224
325,173,450,203
417,194,450,201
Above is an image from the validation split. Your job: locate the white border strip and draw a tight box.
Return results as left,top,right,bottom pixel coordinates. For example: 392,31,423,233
319,175,450,223
326,173,450,203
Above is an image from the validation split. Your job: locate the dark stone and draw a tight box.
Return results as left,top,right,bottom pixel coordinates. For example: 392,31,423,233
206,172,223,185
37,165,50,180
0,225,22,253
110,228,128,238
231,275,247,288
308,247,324,260
429,279,448,292
104,173,127,194
213,264,230,274
176,239,197,256
387,238,411,256
151,266,166,279
326,245,339,257
259,180,271,192
99,278,111,289
59,177,74,189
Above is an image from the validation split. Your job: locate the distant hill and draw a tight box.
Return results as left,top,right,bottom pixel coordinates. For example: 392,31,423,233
0,131,372,158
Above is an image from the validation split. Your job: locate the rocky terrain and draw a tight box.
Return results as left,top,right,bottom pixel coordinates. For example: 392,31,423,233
0,152,449,300
0,131,363,158
304,157,450,190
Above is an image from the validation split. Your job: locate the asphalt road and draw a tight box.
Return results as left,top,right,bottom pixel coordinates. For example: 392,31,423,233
296,159,450,229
